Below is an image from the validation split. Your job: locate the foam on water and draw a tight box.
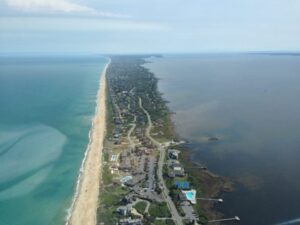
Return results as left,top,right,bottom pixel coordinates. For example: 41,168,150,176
275,218,300,225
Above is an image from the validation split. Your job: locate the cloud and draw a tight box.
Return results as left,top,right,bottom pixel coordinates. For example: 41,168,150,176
5,0,129,18
6,0,95,13
0,17,170,32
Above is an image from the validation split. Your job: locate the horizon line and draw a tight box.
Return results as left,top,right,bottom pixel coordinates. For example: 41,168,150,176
1,50,300,57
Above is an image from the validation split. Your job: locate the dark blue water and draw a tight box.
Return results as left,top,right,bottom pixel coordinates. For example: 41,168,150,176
0,56,107,225
146,54,300,225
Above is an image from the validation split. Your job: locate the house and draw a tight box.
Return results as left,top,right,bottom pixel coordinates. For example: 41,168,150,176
121,196,132,204
119,159,131,171
168,149,180,160
173,166,185,177
119,151,131,171
167,159,180,166
168,162,185,177
135,127,142,136
116,205,132,216
118,217,142,225
168,170,175,178
120,176,133,184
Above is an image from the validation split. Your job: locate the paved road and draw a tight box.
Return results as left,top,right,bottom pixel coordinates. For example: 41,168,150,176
139,97,183,225
138,98,159,146
127,115,136,150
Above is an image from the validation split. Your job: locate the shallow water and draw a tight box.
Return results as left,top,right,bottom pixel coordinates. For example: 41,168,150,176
0,56,107,225
145,54,300,225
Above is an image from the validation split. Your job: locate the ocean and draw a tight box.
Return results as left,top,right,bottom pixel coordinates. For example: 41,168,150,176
145,54,300,225
0,55,107,225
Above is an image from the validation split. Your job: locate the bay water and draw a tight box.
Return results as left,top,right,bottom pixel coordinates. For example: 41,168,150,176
146,54,300,225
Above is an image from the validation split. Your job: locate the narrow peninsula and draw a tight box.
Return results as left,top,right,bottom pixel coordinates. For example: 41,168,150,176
97,56,233,225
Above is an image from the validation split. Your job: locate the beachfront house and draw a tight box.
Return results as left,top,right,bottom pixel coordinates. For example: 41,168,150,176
116,205,132,216
118,218,142,225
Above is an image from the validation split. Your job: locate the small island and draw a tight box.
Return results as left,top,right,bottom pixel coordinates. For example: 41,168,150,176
208,137,219,141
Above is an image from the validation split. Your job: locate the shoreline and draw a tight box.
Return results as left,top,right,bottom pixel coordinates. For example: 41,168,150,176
66,59,110,225
144,57,234,221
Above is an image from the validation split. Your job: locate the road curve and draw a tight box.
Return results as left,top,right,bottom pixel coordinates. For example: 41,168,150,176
138,97,183,225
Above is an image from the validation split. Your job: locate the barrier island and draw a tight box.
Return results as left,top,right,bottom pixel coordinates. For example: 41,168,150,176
97,56,233,225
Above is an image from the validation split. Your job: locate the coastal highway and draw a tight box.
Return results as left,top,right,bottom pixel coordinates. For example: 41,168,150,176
127,115,137,150
139,97,183,225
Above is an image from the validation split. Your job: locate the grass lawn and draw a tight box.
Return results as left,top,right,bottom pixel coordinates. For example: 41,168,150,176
149,202,171,218
102,164,113,184
134,201,148,214
154,219,176,225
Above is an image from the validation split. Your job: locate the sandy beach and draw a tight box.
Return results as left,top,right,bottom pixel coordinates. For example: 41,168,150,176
67,60,110,225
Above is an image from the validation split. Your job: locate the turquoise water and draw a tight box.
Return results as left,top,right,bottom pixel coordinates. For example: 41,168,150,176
146,54,300,225
0,56,107,225
185,191,194,200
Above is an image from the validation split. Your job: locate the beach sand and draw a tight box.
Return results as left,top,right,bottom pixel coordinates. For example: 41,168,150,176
67,61,109,225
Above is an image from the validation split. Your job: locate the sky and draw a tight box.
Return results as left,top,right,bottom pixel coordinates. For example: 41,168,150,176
0,0,300,54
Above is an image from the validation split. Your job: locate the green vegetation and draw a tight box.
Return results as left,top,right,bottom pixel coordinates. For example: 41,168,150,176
103,150,109,162
97,209,118,225
154,219,176,225
102,164,113,184
190,200,207,224
134,201,148,214
97,184,128,224
151,113,175,142
105,82,115,137
149,202,172,218
102,186,127,205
